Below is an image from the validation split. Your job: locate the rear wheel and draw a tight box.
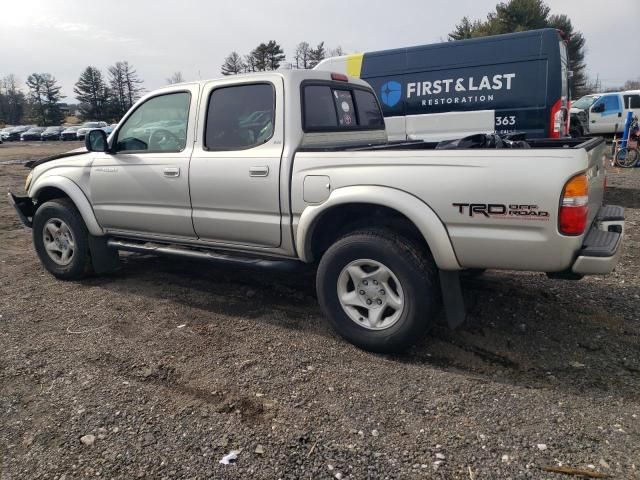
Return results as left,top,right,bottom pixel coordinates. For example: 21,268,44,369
33,198,92,279
316,229,439,353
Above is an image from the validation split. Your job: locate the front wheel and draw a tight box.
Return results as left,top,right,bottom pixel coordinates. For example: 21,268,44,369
33,198,92,280
615,147,639,168
316,229,439,353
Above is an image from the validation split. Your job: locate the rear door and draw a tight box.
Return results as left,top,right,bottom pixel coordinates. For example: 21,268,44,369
622,93,640,118
589,94,623,134
189,75,284,247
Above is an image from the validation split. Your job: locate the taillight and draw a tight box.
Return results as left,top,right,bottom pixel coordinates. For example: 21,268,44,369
559,174,589,235
549,99,562,138
331,72,348,82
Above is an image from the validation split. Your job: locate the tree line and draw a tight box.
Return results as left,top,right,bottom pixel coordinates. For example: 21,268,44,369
0,61,144,126
220,41,343,75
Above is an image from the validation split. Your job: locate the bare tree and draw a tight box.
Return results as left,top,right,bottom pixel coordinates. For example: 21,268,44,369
166,72,185,84
108,61,144,119
294,42,312,69
328,45,345,57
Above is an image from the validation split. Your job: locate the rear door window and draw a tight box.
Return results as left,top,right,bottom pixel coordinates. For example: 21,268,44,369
205,83,275,150
302,84,384,131
623,94,640,109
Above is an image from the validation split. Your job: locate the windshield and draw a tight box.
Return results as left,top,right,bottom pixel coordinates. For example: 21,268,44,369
573,95,599,110
82,122,100,128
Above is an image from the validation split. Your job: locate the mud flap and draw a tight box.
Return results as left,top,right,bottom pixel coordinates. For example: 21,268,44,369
438,270,466,329
88,235,121,274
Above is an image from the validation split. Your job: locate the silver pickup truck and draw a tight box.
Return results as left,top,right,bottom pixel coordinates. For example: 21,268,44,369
9,70,625,352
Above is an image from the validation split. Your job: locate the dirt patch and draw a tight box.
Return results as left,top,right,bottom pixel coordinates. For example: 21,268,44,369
1,143,639,479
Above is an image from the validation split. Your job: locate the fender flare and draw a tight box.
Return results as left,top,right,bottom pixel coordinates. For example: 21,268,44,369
295,185,461,270
30,175,104,236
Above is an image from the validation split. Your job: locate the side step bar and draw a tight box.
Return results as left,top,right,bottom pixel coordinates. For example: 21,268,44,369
106,239,303,272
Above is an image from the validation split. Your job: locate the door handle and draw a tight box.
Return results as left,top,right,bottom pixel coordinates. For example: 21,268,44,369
249,166,269,177
163,167,180,178
618,112,622,118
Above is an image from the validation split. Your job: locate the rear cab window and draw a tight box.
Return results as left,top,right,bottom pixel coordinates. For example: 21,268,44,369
302,82,384,132
623,94,640,109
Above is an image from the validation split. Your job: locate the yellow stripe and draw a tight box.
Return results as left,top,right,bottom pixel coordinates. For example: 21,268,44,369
346,53,364,78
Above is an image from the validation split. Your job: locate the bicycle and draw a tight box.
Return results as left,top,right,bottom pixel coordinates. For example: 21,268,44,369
614,116,639,168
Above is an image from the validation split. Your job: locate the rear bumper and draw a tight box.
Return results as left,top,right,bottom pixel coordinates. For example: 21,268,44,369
8,192,35,228
571,205,624,275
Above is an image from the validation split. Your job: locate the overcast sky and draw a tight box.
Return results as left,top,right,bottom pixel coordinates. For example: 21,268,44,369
1,0,636,99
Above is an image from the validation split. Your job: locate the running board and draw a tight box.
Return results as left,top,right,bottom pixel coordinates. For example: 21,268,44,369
106,239,302,271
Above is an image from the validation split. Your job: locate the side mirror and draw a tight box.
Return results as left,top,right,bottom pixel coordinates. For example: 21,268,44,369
591,103,604,113
85,129,109,152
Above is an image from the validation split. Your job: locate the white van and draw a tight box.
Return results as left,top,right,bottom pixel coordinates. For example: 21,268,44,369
585,90,640,135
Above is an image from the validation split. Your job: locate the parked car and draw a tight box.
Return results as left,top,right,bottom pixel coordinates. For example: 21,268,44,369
5,126,31,141
10,70,626,353
40,126,65,141
0,127,15,141
76,121,107,140
20,127,45,141
60,126,81,141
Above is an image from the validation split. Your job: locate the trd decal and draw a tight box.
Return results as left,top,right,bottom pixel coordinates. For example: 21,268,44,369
453,203,550,220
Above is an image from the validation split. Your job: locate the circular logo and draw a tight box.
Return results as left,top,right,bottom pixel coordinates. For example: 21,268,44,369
380,81,402,108
341,101,350,112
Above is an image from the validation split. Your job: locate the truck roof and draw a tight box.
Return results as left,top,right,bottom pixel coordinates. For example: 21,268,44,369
153,69,373,93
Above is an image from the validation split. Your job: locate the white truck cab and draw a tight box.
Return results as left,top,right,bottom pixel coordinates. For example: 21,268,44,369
583,90,640,135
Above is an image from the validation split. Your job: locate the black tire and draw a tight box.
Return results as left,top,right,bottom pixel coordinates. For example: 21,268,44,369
32,198,92,280
316,229,439,353
615,147,639,168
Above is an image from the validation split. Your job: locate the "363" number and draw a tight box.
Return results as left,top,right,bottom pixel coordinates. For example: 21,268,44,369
496,115,516,126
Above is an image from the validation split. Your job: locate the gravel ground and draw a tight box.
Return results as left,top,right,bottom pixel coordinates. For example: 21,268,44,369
0,142,638,479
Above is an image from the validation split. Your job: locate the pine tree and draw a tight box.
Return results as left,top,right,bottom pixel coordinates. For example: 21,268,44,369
221,52,245,75
265,40,285,70
308,42,326,68
74,66,110,121
548,14,587,97
26,73,64,125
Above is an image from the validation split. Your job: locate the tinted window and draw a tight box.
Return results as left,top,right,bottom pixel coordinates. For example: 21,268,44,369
304,86,337,129
623,94,640,109
116,92,190,152
303,84,384,131
205,84,275,151
353,89,384,128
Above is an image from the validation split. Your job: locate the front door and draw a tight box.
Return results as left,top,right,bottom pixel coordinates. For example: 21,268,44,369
189,76,284,247
589,94,622,134
90,86,199,239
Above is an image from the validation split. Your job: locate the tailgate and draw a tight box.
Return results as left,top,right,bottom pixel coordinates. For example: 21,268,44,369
583,138,607,227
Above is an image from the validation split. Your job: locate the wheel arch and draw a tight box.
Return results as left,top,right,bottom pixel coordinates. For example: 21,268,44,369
296,185,461,270
30,175,103,236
